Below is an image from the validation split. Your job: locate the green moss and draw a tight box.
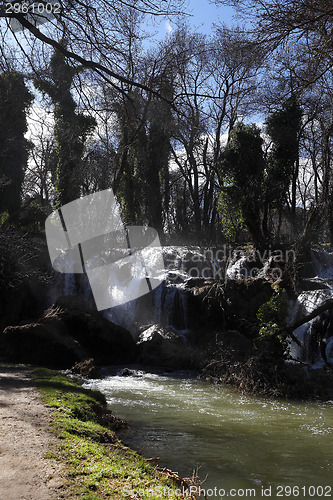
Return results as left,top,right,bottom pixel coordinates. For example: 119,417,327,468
32,368,190,499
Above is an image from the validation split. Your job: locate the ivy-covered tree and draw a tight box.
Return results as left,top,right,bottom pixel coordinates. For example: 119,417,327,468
219,123,266,247
113,89,146,225
113,76,173,233
266,95,302,229
143,76,173,233
35,43,96,206
0,71,33,216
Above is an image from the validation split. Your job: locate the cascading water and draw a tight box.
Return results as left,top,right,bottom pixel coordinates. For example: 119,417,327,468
224,247,333,367
78,246,224,332
49,242,333,365
287,249,333,366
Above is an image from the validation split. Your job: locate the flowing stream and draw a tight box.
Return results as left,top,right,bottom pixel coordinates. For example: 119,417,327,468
84,368,333,499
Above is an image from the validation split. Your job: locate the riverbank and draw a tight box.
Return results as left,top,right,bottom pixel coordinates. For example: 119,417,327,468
84,366,333,495
202,337,333,400
0,364,195,500
0,365,64,499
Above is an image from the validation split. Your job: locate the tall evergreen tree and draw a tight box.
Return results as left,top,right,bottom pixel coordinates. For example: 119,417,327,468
0,71,33,216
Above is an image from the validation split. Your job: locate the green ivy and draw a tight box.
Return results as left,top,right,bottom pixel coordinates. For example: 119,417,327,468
217,188,245,241
0,211,9,225
257,287,289,340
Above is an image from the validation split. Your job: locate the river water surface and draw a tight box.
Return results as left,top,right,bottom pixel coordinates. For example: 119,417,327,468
84,368,333,499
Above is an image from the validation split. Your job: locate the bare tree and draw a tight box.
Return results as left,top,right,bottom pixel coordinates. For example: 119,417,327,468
23,104,55,204
214,0,333,86
0,0,186,100
168,25,259,240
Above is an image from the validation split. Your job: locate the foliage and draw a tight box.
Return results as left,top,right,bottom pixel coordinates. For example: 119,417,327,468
0,0,332,247
218,122,266,246
33,368,192,500
19,202,50,231
266,95,302,214
257,287,289,342
217,188,245,240
114,79,173,232
0,71,33,215
0,211,9,226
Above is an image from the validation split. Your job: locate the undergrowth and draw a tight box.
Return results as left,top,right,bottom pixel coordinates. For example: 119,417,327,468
32,368,193,500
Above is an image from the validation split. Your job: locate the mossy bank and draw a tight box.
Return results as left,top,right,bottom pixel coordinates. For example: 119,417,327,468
32,368,193,500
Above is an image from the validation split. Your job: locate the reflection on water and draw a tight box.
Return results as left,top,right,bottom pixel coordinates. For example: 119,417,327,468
84,368,333,498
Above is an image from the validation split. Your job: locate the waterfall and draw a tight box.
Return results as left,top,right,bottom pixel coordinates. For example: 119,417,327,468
287,250,333,367
226,255,253,280
224,247,333,367
50,246,221,333
48,256,93,308
49,243,333,366
104,246,217,333
153,282,189,330
311,248,333,279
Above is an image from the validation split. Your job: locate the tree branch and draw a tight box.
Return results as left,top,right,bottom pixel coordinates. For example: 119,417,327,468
3,13,172,103
273,299,333,347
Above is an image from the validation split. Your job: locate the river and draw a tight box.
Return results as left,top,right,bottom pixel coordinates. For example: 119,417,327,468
84,367,333,499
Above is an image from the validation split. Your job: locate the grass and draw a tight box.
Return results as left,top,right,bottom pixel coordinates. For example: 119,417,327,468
32,368,193,500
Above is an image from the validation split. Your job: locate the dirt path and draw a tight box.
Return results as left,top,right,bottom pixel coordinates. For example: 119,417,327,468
0,365,64,500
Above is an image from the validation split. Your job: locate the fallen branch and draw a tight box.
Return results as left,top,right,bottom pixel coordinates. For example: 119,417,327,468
272,299,333,366
285,299,333,333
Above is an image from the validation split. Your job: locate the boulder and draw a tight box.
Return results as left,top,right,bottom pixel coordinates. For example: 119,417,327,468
0,321,87,367
0,295,138,368
224,278,273,323
182,282,226,332
72,358,100,378
181,278,273,340
51,296,138,364
137,324,197,368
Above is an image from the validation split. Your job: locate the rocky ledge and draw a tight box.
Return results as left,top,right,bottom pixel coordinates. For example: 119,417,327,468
0,295,137,369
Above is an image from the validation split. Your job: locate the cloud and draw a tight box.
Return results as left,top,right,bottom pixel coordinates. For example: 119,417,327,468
165,20,173,34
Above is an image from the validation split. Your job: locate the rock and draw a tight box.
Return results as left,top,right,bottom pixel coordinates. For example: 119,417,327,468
326,337,333,365
298,278,330,291
0,295,138,368
224,278,273,323
0,322,87,367
185,277,215,289
218,330,253,359
55,295,94,314
181,278,273,341
137,324,196,368
120,367,134,376
47,295,138,364
183,282,226,332
72,358,100,378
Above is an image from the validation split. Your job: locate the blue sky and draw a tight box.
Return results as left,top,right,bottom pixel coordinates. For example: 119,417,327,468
152,0,238,40
187,0,236,32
